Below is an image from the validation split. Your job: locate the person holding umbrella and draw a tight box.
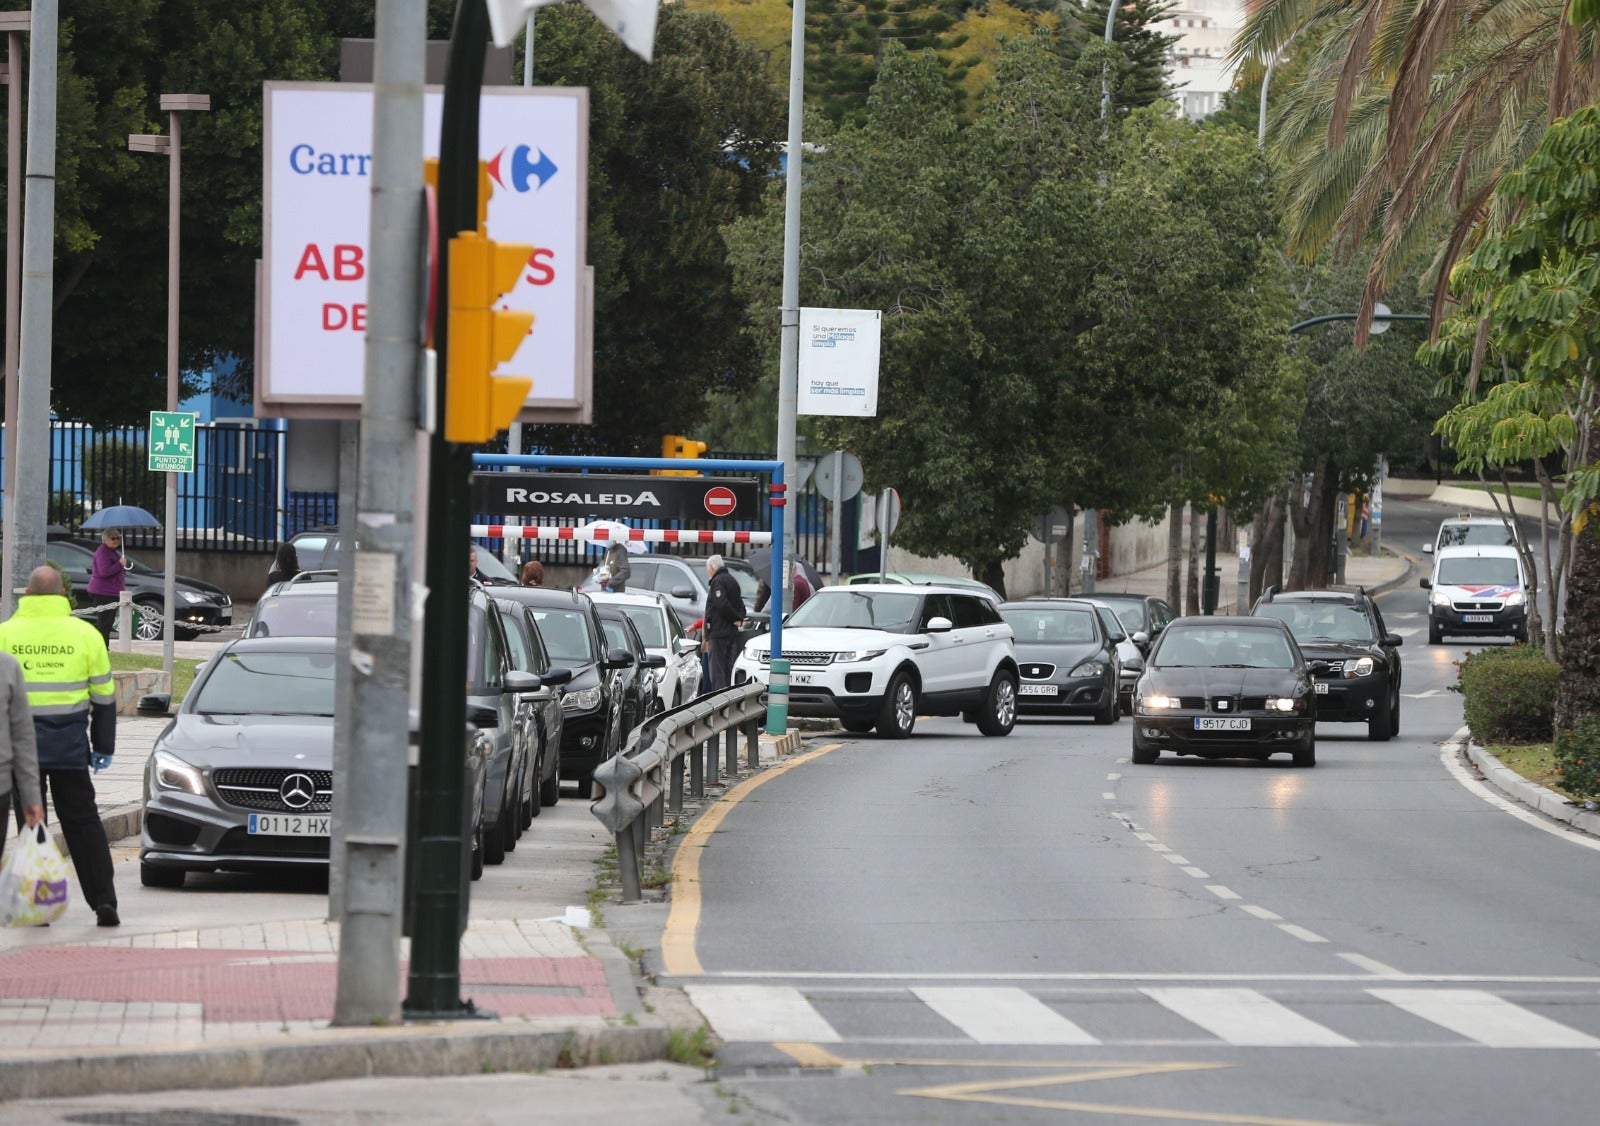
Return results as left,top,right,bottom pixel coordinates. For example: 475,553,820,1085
84,530,131,643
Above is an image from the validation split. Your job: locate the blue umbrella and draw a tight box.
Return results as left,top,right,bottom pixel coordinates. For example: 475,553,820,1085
80,504,161,530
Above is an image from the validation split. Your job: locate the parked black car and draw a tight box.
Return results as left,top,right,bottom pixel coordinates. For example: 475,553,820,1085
1088,592,1174,648
493,596,571,823
491,586,634,798
42,537,231,640
1131,616,1317,767
1251,587,1402,741
595,605,668,733
998,600,1120,723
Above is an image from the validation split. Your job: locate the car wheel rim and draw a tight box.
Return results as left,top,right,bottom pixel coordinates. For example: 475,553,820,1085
134,608,162,642
894,683,914,731
995,679,1016,726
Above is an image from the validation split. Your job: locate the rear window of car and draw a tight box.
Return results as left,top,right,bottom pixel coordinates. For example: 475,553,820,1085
248,593,337,638
1437,556,1521,587
194,651,336,716
1096,598,1147,632
1000,607,1097,644
1437,522,1515,549
619,606,667,648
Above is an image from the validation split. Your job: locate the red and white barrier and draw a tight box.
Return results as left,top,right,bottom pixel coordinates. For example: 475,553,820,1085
470,525,772,545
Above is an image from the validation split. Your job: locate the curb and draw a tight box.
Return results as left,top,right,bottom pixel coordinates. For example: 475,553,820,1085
1367,546,1416,599
0,1015,673,1101
1462,741,1600,838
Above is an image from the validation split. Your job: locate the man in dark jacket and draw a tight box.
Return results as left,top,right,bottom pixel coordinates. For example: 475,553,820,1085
703,554,745,692
0,567,119,926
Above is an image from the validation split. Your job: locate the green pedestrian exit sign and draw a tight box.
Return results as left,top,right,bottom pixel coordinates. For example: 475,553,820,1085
148,411,198,473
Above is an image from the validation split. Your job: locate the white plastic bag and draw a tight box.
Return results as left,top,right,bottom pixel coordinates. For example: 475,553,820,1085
0,825,71,927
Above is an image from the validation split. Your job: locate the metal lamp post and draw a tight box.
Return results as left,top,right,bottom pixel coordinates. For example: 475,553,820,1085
0,9,29,618
129,93,209,685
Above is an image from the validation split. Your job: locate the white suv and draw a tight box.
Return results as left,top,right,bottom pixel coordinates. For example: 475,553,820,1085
732,584,1020,738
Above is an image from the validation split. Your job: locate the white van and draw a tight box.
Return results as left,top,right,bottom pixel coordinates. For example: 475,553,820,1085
1420,544,1528,644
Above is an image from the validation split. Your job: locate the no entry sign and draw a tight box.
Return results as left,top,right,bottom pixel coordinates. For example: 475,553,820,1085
703,486,738,517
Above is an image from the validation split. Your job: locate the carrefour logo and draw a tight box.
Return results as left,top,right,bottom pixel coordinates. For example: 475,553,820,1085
488,144,558,192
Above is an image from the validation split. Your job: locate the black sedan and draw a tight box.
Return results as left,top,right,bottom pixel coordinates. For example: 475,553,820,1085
45,536,231,640
1131,616,1317,767
1252,587,1402,741
998,600,1119,723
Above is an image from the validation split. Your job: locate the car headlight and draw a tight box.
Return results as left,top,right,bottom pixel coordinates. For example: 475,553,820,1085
742,645,763,662
1430,590,1450,607
179,591,205,604
1265,696,1302,712
152,750,204,795
835,649,886,663
1504,590,1526,606
1343,657,1375,678
563,686,602,711
1140,694,1180,710
1070,660,1106,677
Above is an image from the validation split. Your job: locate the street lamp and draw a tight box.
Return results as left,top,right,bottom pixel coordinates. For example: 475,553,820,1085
130,93,209,686
0,10,29,618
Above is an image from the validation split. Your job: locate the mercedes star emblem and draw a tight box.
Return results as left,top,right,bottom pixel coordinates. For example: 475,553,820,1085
280,773,316,810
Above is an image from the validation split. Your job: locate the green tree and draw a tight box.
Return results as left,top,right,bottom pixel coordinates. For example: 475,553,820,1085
804,0,975,125
1056,0,1177,113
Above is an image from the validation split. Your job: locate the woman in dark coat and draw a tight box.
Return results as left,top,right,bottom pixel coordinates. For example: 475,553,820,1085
266,542,301,588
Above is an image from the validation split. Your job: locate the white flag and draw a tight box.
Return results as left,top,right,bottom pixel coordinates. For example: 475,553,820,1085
486,0,658,62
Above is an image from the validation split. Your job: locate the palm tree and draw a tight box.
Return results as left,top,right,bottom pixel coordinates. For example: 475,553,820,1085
1232,0,1600,343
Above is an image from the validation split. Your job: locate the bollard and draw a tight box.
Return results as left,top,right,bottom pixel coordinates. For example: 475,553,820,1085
690,738,704,799
724,726,737,778
766,658,790,736
725,723,737,777
746,716,760,769
116,591,134,654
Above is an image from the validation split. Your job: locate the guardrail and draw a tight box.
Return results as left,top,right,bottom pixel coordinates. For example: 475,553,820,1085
590,682,766,903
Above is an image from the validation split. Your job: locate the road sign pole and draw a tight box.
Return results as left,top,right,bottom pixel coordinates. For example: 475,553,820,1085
829,449,843,586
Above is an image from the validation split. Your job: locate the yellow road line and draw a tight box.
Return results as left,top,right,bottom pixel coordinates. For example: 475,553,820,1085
661,741,845,977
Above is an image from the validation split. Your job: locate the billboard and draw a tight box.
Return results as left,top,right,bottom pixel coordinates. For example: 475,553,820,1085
260,82,591,423
797,307,881,417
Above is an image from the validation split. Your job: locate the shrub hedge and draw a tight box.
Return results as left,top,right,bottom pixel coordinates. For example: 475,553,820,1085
1456,644,1560,746
1553,719,1600,802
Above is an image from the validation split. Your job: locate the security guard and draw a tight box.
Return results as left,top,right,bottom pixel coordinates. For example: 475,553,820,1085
0,566,119,925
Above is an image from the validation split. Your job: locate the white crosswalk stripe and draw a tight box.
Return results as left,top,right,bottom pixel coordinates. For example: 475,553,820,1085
685,985,841,1043
1369,989,1600,1049
1141,987,1356,1047
913,987,1099,1045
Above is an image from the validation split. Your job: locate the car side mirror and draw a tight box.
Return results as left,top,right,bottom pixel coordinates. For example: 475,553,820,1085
674,637,700,656
541,666,574,687
1419,577,1432,590
641,654,667,669
604,647,635,669
926,616,953,633
1380,633,1403,648
136,693,171,717
1422,543,1434,554
468,703,499,729
503,670,541,694
671,586,695,600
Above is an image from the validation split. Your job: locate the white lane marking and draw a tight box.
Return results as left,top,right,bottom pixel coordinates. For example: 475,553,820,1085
687,970,1600,983
1106,772,1121,781
1134,831,1158,842
1277,923,1328,944
1180,866,1210,879
1387,611,1421,621
1405,688,1450,698
1339,952,1403,976
1102,792,1116,800
1148,843,1171,853
1164,854,1190,865
1207,885,1242,900
684,984,840,1043
1241,905,1282,921
1142,987,1356,1047
1440,734,1600,854
913,987,1100,1046
1370,988,1600,1048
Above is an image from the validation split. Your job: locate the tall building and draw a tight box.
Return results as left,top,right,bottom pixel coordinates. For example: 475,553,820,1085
1156,0,1244,120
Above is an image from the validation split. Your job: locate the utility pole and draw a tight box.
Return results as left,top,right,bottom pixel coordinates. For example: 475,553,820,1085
773,0,806,616
1,10,30,618
6,0,53,618
332,0,425,1027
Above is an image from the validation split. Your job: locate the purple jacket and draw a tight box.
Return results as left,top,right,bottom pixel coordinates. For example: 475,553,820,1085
87,544,127,597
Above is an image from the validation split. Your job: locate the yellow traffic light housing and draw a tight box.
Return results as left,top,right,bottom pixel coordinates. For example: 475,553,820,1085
653,434,707,476
423,159,493,232
445,231,535,444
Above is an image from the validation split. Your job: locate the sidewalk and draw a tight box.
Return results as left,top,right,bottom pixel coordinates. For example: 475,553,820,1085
0,715,802,1099
1093,546,1413,614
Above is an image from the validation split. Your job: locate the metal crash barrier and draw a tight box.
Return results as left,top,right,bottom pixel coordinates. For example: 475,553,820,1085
590,682,765,903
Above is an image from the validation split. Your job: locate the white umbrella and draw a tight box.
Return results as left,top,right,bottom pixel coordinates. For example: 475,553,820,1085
580,519,647,554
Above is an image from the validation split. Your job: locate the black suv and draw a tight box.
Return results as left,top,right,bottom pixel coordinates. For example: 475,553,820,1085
1251,588,1402,741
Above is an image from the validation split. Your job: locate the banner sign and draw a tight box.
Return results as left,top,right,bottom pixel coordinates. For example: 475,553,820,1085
797,307,882,417
472,474,761,521
260,82,590,422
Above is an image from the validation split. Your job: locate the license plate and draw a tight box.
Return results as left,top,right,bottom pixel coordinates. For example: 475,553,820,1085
1314,682,1329,695
1463,614,1494,623
1018,684,1058,696
792,673,813,685
1195,717,1251,731
248,813,330,837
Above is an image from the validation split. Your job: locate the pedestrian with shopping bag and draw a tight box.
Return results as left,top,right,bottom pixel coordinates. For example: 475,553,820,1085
0,647,46,868
0,567,120,926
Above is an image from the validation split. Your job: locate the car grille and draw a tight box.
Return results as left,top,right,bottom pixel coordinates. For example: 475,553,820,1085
1179,696,1206,710
765,651,833,667
1452,600,1504,612
1308,659,1345,675
213,768,333,813
1020,663,1057,680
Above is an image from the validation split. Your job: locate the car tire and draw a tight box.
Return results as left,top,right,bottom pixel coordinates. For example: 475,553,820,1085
1391,689,1400,736
470,823,485,881
502,787,519,852
1093,689,1118,726
877,672,916,739
841,718,875,733
1429,619,1443,645
1131,737,1158,765
1367,688,1395,741
976,670,1018,737
484,804,508,866
140,863,184,889
1293,742,1317,768
133,600,164,642
526,750,543,822
540,755,561,807
574,774,594,800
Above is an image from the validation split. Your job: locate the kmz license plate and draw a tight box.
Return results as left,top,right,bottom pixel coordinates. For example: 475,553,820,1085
1018,684,1058,696
248,813,330,837
1195,717,1251,731
1314,682,1329,695
1463,614,1494,623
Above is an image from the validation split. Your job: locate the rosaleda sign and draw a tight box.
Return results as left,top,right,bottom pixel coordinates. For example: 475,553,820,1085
472,474,760,520
260,82,592,422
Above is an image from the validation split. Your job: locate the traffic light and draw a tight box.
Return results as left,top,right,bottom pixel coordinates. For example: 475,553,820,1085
654,434,707,476
444,230,535,444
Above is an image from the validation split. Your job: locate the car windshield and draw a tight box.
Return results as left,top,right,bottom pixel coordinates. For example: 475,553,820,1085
1000,607,1097,644
248,593,337,638
725,560,763,600
619,606,667,648
1437,557,1521,587
785,590,920,632
601,619,632,653
1255,602,1373,643
193,651,336,716
528,608,595,664
1153,626,1295,669
470,546,517,583
1438,523,1515,549
1094,598,1146,632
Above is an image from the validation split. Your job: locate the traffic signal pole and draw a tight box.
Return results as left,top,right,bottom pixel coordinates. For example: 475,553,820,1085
406,0,487,1020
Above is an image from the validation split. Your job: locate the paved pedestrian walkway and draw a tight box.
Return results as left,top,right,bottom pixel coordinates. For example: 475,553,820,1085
1090,546,1412,615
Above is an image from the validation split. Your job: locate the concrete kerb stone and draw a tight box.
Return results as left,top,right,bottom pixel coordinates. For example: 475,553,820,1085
1463,741,1600,838
0,1015,673,1101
